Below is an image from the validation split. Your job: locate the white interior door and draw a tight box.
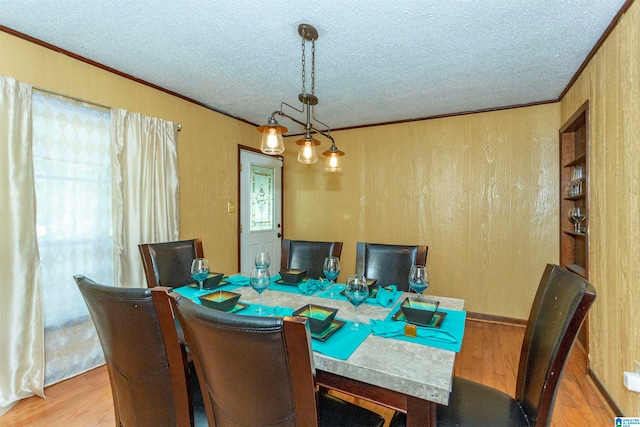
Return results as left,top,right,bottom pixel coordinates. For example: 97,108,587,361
240,150,282,275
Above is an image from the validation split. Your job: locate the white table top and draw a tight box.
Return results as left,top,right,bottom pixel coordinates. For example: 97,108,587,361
229,283,465,405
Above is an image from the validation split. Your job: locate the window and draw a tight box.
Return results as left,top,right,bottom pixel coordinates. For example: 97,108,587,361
32,91,111,384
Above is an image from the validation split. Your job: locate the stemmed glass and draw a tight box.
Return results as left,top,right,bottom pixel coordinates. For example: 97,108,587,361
255,252,271,270
191,258,210,292
408,265,429,298
344,274,369,330
572,165,585,195
571,206,586,233
250,267,271,314
323,256,341,296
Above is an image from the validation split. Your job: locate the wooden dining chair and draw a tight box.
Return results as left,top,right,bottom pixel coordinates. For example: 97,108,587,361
74,275,206,427
390,264,596,427
280,239,343,279
172,295,385,427
355,242,428,291
138,238,204,288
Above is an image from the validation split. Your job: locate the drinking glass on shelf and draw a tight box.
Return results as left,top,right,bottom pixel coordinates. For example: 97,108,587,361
250,267,271,314
322,256,341,296
191,258,210,292
572,165,585,195
408,265,429,298
255,252,270,269
568,208,579,232
571,206,587,233
344,274,369,330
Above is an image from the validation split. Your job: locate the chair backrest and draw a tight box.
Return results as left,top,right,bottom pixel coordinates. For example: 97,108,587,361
74,275,194,427
174,296,319,427
515,264,596,426
138,238,204,288
280,239,343,279
355,242,428,291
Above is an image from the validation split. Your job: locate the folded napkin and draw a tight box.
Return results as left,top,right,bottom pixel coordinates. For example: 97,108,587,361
297,279,328,295
370,318,459,343
374,285,398,307
225,275,250,286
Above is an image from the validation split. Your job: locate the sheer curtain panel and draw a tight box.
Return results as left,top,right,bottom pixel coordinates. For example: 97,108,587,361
31,91,111,385
111,108,179,288
0,78,44,411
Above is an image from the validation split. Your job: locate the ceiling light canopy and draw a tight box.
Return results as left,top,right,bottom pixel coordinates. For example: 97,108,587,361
257,23,344,172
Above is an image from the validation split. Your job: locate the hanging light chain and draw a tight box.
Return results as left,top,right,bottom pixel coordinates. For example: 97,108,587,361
301,34,306,96
311,39,315,95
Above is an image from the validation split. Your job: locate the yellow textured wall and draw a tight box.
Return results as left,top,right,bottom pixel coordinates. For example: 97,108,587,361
0,31,257,276
283,103,560,319
561,1,640,416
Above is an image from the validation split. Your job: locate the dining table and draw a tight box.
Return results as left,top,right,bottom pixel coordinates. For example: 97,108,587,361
174,274,466,427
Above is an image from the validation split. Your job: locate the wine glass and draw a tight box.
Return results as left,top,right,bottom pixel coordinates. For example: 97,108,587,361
323,256,341,296
408,265,429,298
571,206,586,233
191,258,210,292
572,165,585,195
255,252,271,269
568,208,579,231
250,267,271,314
344,274,369,330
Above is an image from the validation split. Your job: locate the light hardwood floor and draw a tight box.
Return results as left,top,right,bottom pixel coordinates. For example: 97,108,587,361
1,319,615,427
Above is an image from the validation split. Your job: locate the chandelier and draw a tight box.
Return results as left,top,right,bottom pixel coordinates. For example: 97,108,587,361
257,23,345,172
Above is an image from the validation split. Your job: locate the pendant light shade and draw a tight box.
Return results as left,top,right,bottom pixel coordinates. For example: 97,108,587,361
257,117,287,155
296,133,320,164
257,23,345,171
322,141,345,172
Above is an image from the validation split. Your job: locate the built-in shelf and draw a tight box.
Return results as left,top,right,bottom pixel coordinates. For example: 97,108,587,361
559,100,590,353
565,263,586,278
564,153,587,168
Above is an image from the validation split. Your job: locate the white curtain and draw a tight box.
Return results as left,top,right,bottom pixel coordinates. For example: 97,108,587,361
111,108,180,288
0,85,180,413
0,78,44,410
32,91,111,386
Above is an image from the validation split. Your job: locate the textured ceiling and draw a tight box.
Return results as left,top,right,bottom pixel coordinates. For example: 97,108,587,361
0,0,627,134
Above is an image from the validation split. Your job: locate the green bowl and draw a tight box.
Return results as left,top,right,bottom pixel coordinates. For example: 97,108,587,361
279,269,307,284
292,304,338,334
203,272,224,289
400,298,440,326
199,290,241,311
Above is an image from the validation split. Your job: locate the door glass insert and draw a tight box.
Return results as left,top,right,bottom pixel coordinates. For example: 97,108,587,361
250,164,274,231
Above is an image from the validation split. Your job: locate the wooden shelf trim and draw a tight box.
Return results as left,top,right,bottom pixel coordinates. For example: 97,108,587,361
565,263,586,278
564,153,587,168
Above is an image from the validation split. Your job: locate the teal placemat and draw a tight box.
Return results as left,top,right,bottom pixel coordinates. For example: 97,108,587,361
269,276,329,296
369,307,466,352
311,319,371,360
174,284,243,300
234,304,370,360
316,284,402,307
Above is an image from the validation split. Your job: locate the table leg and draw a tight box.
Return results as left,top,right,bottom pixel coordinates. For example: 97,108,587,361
406,395,436,427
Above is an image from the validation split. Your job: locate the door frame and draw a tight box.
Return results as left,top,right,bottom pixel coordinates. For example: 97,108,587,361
236,145,284,271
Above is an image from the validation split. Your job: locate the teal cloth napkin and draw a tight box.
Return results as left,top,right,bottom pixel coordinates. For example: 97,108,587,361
297,279,329,295
225,275,251,286
374,285,398,307
371,307,466,352
268,275,328,296
316,284,401,307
